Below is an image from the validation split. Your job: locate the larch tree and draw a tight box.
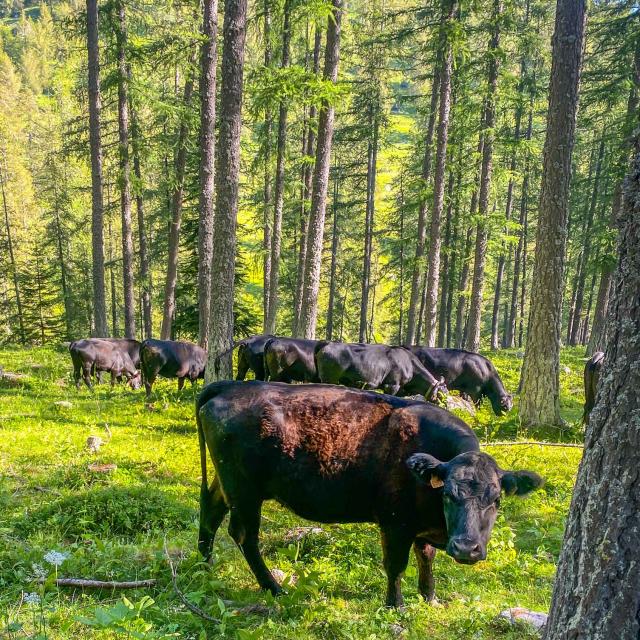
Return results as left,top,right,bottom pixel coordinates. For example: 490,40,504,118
85,0,108,337
297,0,342,339
197,0,218,350
206,0,249,380
544,138,640,640
519,0,587,427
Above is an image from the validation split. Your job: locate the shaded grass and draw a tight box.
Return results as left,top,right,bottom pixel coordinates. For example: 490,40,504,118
0,345,587,639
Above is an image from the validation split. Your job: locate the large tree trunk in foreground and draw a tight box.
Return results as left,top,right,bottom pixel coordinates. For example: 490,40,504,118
544,141,640,640
116,0,136,339
465,0,503,353
326,169,340,340
519,0,586,427
197,0,218,349
297,0,342,339
265,0,292,334
86,0,108,337
205,0,248,380
405,59,440,345
262,0,273,329
160,65,196,340
422,0,456,347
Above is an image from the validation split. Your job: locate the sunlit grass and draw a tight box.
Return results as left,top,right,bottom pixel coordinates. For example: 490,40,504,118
0,344,586,638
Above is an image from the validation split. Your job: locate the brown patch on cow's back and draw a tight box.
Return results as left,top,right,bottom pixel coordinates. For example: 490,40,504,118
258,386,414,474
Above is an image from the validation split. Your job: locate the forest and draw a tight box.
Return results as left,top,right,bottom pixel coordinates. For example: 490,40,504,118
1,0,640,637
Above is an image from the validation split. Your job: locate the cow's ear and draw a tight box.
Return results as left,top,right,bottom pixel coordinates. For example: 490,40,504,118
500,470,544,496
406,453,447,488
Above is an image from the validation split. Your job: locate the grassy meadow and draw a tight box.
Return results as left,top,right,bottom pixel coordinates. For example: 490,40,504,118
0,345,587,639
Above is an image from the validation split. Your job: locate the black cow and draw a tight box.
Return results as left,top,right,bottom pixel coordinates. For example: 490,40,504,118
140,339,206,397
409,347,512,415
583,351,604,424
316,342,447,402
263,337,322,383
236,334,275,381
69,339,141,390
197,381,543,607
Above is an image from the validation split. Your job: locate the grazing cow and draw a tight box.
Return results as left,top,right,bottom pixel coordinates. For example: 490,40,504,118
69,339,141,390
140,339,206,397
197,381,543,607
316,342,447,402
263,337,322,383
409,347,512,415
236,334,275,381
583,351,604,424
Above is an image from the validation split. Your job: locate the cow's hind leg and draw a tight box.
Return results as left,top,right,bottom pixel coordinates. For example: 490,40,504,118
198,476,229,560
413,538,437,602
380,525,413,608
82,363,93,390
177,377,185,391
228,501,282,595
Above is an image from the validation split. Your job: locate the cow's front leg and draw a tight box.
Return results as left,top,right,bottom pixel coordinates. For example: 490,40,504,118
380,525,413,608
413,538,437,602
177,377,185,391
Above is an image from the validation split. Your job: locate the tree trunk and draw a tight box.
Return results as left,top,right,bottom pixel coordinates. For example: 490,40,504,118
326,167,339,340
570,135,605,345
86,0,108,337
52,199,72,340
437,169,455,347
297,0,342,339
197,0,218,349
359,112,379,342
292,26,322,335
0,163,25,344
205,0,249,380
405,58,441,344
422,0,457,347
465,0,503,353
107,216,119,337
544,140,640,640
160,63,196,340
398,172,405,344
519,0,587,426
262,0,273,328
265,0,292,334
131,110,152,339
116,0,136,339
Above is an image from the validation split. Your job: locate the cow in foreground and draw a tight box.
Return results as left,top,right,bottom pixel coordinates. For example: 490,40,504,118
69,339,141,390
409,347,512,415
140,339,206,397
197,381,543,607
583,351,604,424
316,342,447,402
236,334,275,381
263,337,322,383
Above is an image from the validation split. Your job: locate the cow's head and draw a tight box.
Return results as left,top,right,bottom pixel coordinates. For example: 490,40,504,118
128,371,142,390
491,393,513,416
407,451,543,564
425,377,448,404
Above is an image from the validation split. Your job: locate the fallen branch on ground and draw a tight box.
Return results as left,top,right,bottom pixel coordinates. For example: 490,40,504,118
482,441,583,448
163,540,220,624
39,578,156,588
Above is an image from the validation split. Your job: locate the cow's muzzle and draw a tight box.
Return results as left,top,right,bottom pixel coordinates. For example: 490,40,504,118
447,537,485,564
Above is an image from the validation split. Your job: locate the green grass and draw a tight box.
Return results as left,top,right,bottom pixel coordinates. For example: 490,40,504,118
0,345,587,639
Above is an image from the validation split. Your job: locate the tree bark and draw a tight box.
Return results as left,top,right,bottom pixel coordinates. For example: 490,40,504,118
197,0,218,349
292,26,322,335
465,0,503,353
326,167,339,340
437,169,455,347
265,0,292,334
262,0,273,328
160,62,196,340
86,0,108,337
519,0,587,426
297,0,342,339
205,0,249,380
116,0,136,339
422,0,457,347
405,58,440,344
544,140,640,640
131,110,152,339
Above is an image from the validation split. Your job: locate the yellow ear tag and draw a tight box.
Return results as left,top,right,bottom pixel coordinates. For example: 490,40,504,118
430,475,444,489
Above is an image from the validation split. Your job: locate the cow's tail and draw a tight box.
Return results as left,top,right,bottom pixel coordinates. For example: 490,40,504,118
261,337,277,381
139,339,151,384
213,336,252,378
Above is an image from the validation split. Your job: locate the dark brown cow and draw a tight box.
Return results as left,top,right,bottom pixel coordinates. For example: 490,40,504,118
140,339,207,397
69,339,141,390
583,351,604,424
263,337,322,383
197,381,543,607
236,334,275,381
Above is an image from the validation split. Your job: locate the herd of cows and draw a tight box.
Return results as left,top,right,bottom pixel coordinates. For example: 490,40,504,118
65,334,603,607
